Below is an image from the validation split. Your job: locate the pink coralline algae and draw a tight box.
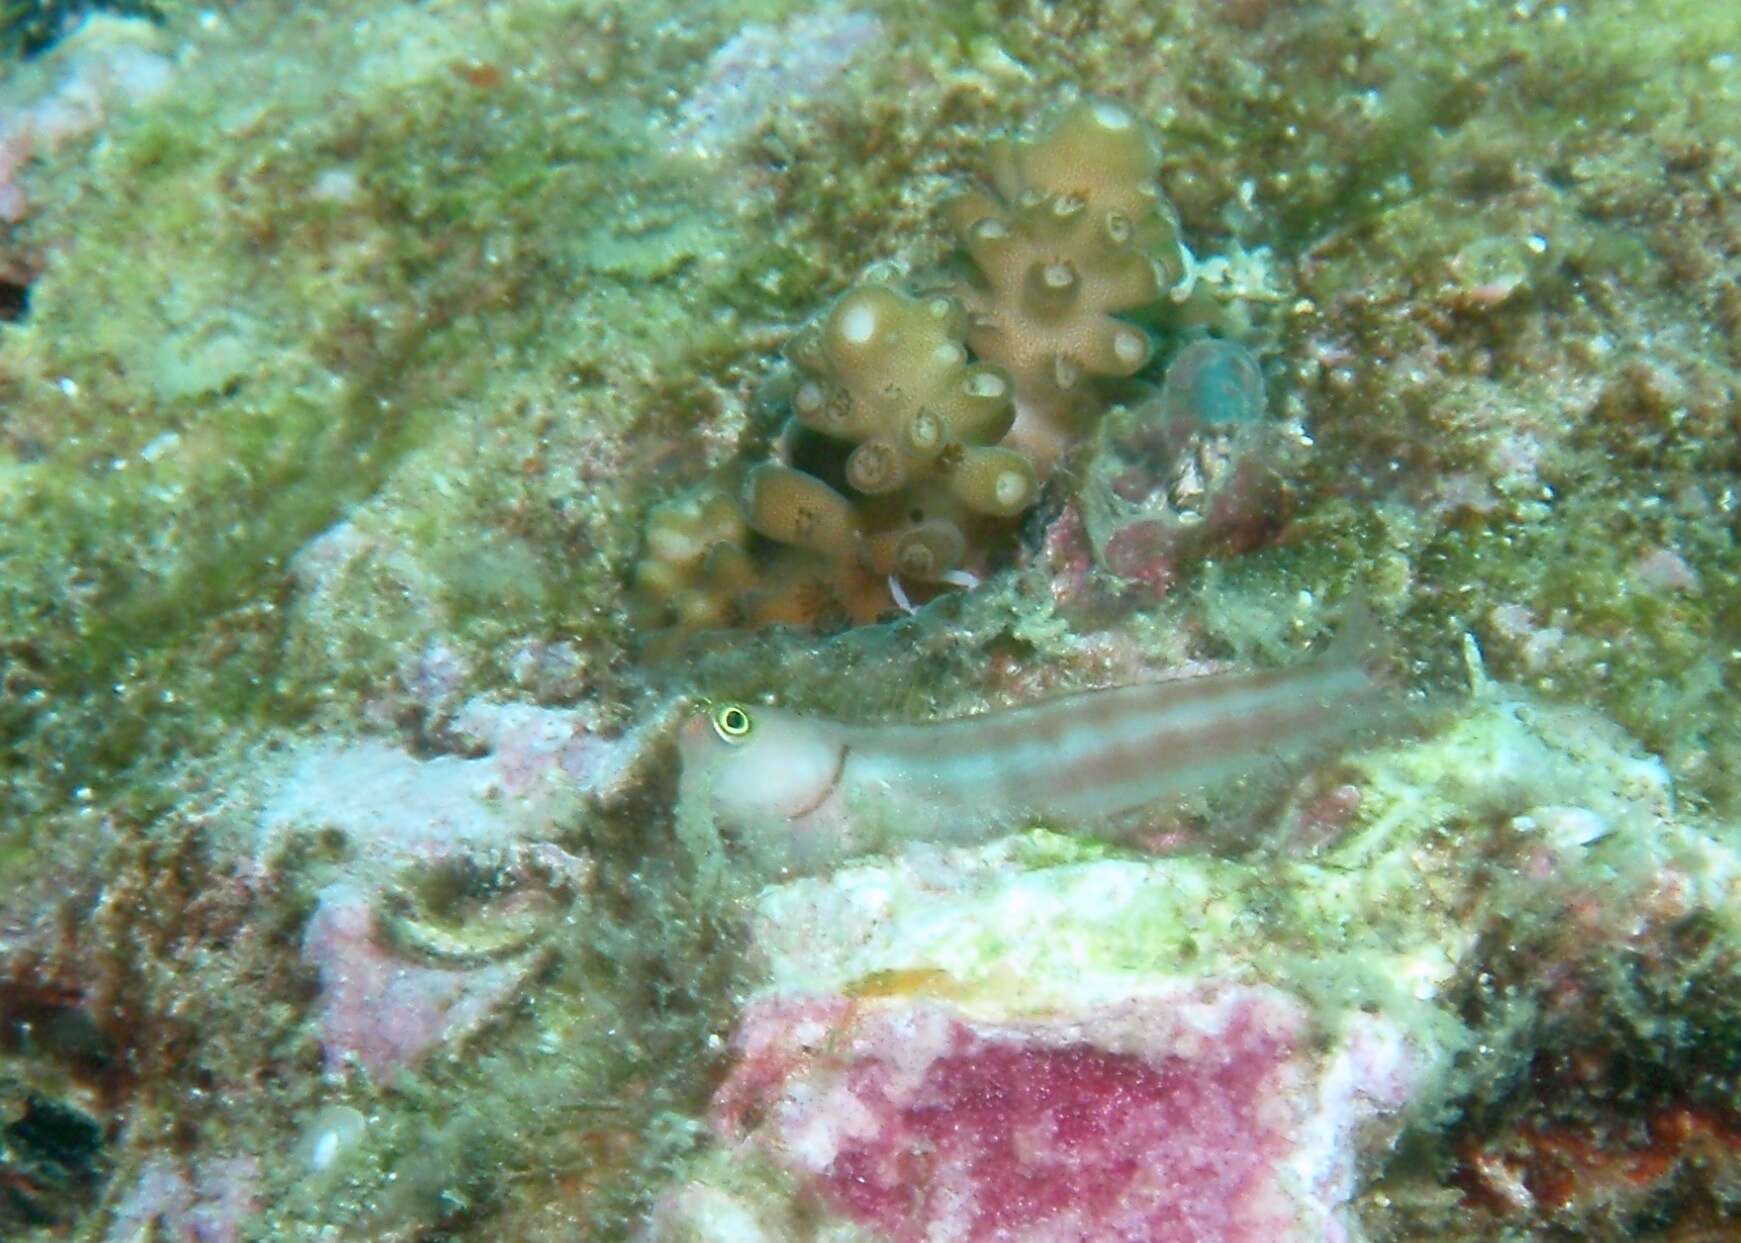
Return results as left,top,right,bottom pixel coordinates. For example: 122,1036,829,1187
257,699,640,870
300,881,543,1080
104,1155,260,1243
1629,545,1701,594
712,987,1417,1243
259,700,640,1078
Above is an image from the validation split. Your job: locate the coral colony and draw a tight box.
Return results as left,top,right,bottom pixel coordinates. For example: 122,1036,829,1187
634,98,1275,631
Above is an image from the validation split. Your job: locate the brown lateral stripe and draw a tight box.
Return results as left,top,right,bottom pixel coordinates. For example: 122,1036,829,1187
851,660,1377,820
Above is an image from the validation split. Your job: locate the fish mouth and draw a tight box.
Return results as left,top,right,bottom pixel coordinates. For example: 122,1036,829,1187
788,743,849,821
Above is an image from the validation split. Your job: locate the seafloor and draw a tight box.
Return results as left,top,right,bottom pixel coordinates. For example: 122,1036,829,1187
0,1,1737,1240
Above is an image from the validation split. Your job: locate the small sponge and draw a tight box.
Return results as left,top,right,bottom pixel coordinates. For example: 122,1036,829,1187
1159,338,1267,430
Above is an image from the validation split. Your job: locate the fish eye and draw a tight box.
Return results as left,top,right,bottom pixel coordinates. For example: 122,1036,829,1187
711,703,753,743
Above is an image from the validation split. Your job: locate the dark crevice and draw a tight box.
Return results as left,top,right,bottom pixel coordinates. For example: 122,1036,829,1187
0,1093,110,1231
0,278,29,323
3,1,164,60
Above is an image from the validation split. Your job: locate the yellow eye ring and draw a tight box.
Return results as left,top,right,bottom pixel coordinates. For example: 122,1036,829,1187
711,703,753,742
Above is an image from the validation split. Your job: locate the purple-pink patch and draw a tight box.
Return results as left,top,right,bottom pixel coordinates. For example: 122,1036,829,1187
301,882,538,1080
825,1030,1291,1241
714,989,1408,1243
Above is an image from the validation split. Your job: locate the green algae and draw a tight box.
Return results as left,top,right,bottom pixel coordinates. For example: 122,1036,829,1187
0,0,831,822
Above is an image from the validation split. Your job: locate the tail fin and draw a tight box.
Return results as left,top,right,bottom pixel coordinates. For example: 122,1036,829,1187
1323,587,1464,748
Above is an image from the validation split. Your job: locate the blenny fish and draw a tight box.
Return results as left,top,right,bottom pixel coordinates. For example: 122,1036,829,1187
678,615,1395,874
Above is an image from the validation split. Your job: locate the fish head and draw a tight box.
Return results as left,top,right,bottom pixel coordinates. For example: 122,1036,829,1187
677,701,845,825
